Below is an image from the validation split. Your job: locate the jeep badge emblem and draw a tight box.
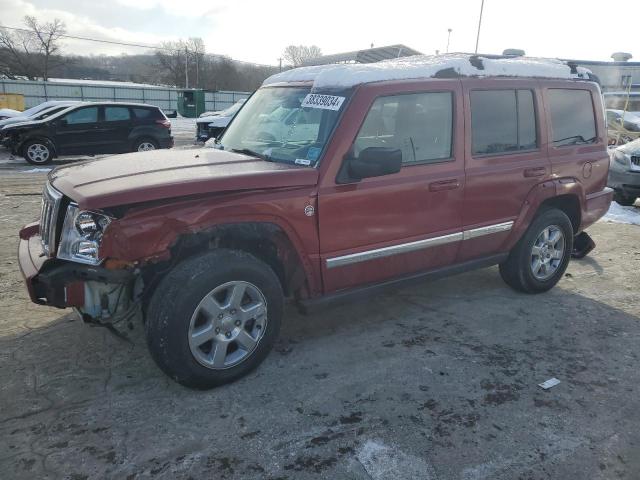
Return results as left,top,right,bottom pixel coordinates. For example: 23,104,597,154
304,205,315,217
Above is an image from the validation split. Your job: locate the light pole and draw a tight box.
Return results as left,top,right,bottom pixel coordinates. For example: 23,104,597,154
446,28,452,53
475,0,485,54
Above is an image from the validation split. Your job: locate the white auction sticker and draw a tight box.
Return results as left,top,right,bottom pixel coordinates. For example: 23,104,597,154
301,94,345,111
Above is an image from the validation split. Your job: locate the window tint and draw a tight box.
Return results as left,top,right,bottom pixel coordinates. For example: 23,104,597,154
133,108,161,119
63,107,98,125
471,89,537,155
354,92,453,165
105,106,131,122
548,89,596,146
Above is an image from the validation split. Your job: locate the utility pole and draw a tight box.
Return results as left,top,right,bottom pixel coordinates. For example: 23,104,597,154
446,28,452,53
278,57,282,72
185,46,189,88
475,0,485,54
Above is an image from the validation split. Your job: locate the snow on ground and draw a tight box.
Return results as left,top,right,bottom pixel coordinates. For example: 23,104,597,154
170,116,197,137
264,53,590,89
355,440,436,480
600,201,640,225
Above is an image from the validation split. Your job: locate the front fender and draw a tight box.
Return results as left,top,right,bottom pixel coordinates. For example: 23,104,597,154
99,195,321,295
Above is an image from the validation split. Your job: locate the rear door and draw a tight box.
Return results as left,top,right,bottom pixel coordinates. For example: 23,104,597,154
458,79,550,262
99,106,133,153
54,106,102,155
317,80,465,293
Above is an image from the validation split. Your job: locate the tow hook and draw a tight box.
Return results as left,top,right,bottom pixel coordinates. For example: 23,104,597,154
572,232,596,259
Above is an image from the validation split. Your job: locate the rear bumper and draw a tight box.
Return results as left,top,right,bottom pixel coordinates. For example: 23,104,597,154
580,187,613,231
159,136,174,149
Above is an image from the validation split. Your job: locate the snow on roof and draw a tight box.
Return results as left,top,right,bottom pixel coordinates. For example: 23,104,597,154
263,54,593,90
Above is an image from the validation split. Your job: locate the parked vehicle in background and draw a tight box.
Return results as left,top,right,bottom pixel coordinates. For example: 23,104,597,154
0,100,79,121
196,99,245,141
2,102,173,164
606,109,640,146
608,138,640,206
18,55,612,389
0,103,79,135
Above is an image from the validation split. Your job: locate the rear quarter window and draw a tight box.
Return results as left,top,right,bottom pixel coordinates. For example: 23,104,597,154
133,107,163,120
547,89,597,147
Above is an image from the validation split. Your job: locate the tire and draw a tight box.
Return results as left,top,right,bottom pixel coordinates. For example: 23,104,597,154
499,208,574,294
145,249,283,389
23,139,53,165
132,137,159,152
613,191,637,207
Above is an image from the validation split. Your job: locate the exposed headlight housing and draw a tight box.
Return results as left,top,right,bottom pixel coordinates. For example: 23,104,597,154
613,150,631,169
57,204,112,265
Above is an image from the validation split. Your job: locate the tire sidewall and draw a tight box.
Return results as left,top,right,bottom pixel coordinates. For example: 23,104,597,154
146,250,283,388
23,139,53,165
515,209,574,292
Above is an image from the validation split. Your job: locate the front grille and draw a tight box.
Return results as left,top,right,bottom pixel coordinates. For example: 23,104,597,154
631,155,640,167
40,183,63,257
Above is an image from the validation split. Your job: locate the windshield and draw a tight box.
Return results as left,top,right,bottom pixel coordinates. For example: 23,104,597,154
221,100,245,117
218,87,348,166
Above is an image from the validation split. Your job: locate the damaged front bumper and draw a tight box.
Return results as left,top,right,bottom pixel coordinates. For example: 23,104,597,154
18,222,136,317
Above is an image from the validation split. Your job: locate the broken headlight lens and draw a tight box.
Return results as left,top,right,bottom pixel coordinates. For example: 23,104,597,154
57,204,112,265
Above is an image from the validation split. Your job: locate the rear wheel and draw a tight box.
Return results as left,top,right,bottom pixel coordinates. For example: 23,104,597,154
133,137,158,152
145,249,283,389
499,209,573,293
23,139,52,165
613,190,637,206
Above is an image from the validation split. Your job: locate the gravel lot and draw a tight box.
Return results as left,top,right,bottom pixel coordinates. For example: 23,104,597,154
1,166,639,479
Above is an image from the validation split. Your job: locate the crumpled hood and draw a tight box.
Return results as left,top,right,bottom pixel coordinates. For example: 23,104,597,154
49,148,318,210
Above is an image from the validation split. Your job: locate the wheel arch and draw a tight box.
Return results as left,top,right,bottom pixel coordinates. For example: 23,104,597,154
19,135,57,158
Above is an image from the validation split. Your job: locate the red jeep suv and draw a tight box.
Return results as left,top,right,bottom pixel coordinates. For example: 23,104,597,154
18,54,613,389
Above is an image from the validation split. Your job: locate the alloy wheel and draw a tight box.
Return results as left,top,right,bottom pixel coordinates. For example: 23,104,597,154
137,142,156,151
188,281,268,370
27,144,50,163
530,225,565,280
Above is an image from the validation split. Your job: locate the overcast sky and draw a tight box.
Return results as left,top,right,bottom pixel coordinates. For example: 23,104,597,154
1,0,638,65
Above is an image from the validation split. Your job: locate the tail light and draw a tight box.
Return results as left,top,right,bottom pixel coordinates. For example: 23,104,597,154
156,119,171,129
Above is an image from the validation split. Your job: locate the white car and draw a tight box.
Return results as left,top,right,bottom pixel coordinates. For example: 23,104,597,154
196,99,245,141
0,100,79,121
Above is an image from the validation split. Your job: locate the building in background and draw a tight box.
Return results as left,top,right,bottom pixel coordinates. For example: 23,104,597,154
302,44,422,66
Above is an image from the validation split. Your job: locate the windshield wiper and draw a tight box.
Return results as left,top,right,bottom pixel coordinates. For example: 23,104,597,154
229,148,265,159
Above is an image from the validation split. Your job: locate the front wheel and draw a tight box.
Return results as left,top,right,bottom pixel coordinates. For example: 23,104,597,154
499,209,574,293
23,139,53,165
145,249,283,389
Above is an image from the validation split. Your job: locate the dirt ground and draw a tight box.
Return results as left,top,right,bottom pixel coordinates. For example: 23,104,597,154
1,169,639,480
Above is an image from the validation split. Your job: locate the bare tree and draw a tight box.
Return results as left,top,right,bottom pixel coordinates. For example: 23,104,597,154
23,16,67,80
282,45,322,67
0,26,41,79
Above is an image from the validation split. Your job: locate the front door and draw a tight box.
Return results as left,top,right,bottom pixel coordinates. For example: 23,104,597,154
317,80,465,293
54,106,103,155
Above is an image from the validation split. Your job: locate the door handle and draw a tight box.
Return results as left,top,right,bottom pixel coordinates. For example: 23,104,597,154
523,167,547,178
429,179,460,192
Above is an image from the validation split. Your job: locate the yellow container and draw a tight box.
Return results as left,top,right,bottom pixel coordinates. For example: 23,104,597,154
0,93,25,111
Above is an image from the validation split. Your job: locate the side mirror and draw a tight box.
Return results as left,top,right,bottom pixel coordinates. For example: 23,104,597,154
338,147,402,183
58,119,68,127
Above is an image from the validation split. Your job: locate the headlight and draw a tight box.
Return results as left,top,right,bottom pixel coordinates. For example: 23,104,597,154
613,150,631,168
57,204,112,265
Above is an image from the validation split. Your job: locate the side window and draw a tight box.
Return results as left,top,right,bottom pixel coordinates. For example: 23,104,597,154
133,108,155,119
548,89,596,146
105,107,131,122
470,89,537,155
353,92,453,165
63,107,98,125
